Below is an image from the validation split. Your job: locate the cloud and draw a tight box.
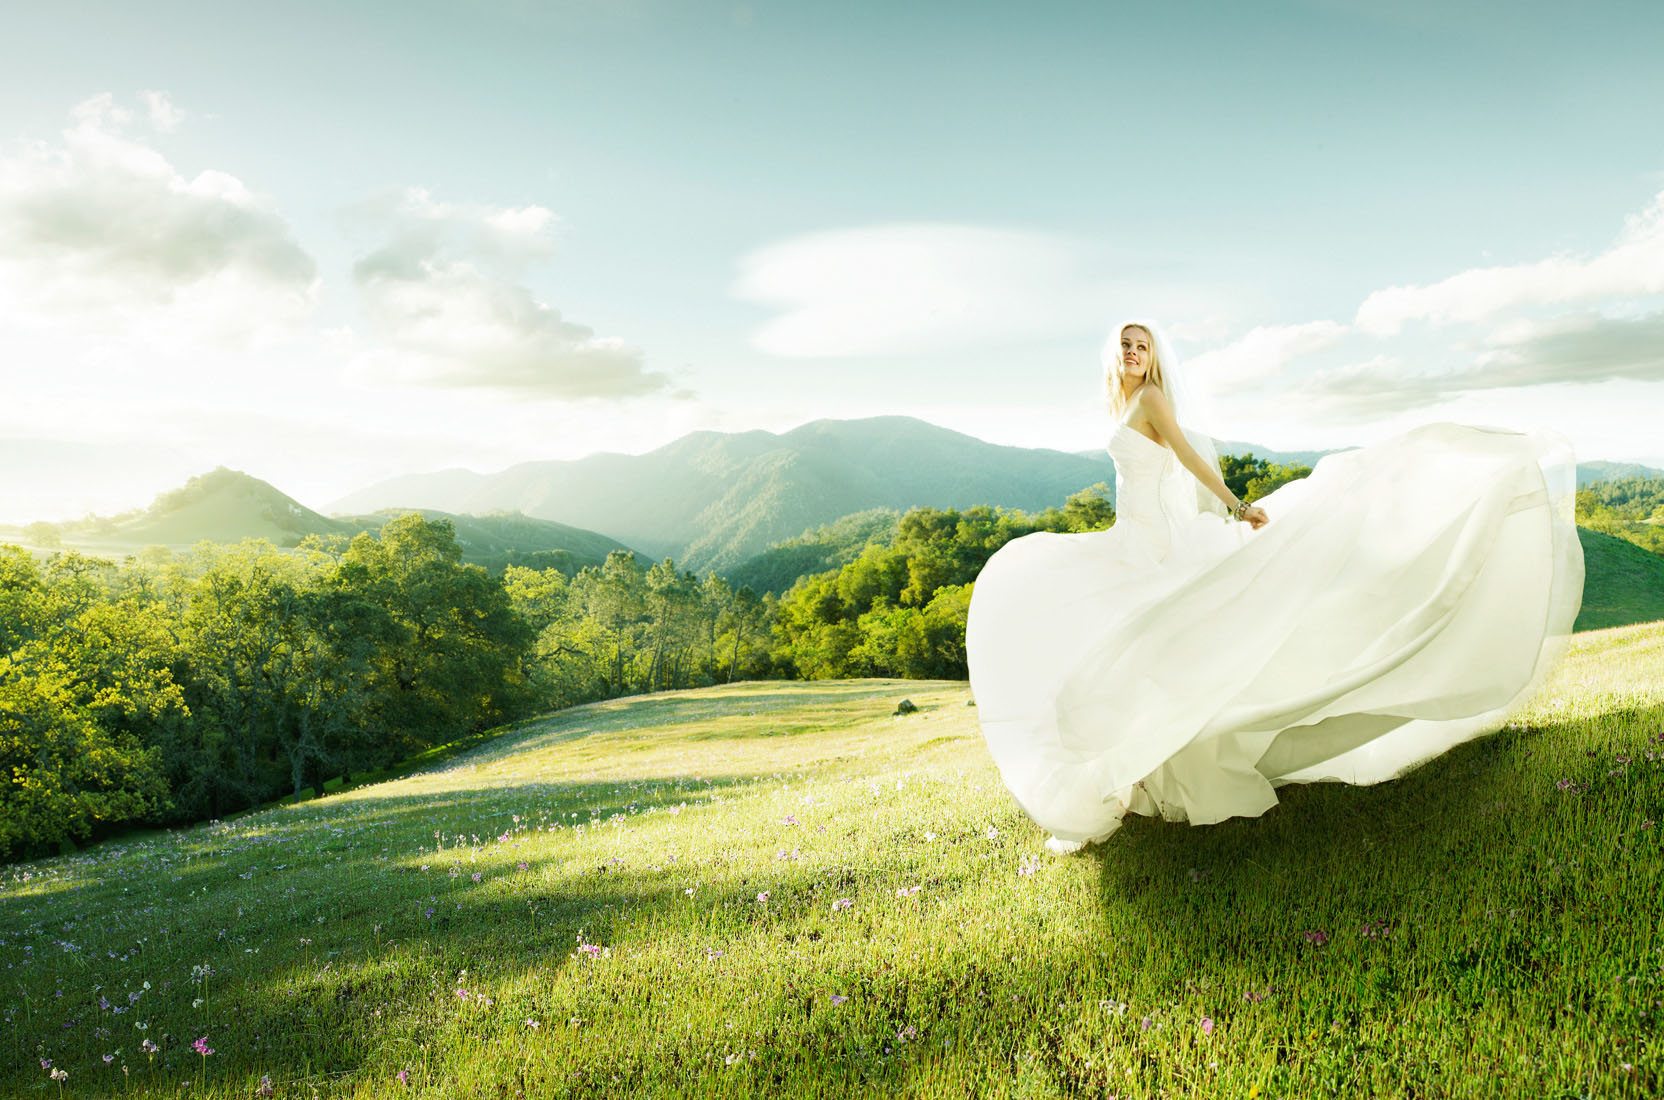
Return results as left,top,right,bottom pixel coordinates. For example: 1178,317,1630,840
1183,320,1348,390
1354,190,1664,335
346,186,560,275
141,90,184,132
0,93,315,323
346,187,666,399
734,223,1101,357
1181,187,1664,423
1300,311,1664,415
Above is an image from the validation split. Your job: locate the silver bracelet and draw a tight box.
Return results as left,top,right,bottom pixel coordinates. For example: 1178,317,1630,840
1231,499,1249,521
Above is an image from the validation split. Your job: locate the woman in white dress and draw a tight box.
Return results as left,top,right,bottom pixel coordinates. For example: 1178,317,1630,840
966,321,1584,854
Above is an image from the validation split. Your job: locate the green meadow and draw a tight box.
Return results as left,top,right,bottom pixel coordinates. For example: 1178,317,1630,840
3,622,1661,1098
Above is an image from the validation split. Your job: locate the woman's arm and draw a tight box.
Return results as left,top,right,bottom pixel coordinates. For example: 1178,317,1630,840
1136,387,1270,529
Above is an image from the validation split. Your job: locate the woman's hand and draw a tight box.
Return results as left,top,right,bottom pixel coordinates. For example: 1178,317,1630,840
1242,504,1269,530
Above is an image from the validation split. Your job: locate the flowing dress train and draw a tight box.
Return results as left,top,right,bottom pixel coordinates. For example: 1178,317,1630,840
965,421,1584,849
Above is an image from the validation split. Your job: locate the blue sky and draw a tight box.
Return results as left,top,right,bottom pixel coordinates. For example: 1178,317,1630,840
1,0,1661,522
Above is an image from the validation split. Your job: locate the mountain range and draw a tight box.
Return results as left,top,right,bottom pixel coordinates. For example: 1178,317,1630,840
6,417,1661,584
328,416,1134,575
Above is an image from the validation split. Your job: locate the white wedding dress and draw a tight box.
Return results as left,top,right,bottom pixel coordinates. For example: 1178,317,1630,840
966,420,1584,851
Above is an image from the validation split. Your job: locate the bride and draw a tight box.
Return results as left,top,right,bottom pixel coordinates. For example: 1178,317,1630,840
965,321,1585,854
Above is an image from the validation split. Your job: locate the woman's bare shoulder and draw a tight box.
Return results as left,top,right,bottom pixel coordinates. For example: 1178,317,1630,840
1126,384,1172,418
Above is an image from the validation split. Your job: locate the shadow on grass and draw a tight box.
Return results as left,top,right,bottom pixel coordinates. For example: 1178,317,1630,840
1093,697,1664,981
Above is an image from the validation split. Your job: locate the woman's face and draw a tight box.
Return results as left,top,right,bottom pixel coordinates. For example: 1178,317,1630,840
1120,326,1152,380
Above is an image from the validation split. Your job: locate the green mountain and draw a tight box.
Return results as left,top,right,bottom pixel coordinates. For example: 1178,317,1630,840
330,416,1119,575
35,467,630,571
1578,460,1664,486
340,507,633,572
66,466,361,547
727,508,902,595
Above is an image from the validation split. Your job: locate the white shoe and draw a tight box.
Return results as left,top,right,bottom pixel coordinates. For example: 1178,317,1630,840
1044,835,1084,855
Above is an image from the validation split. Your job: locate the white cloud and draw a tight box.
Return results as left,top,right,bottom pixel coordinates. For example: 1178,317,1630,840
0,93,316,340
1354,189,1664,335
1183,320,1348,390
734,223,1102,357
141,90,184,132
1177,187,1664,436
346,186,560,274
345,187,665,399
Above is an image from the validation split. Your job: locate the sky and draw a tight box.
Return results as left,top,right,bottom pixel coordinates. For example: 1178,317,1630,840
1,0,1661,523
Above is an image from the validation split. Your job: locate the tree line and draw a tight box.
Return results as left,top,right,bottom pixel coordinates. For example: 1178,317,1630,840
0,515,772,860
1576,476,1664,556
3,454,1312,860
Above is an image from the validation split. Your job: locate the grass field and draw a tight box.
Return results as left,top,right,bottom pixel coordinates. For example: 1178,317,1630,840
1576,527,1664,632
4,622,1662,1098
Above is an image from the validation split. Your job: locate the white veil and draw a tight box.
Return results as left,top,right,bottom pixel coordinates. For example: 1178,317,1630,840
1105,320,1230,519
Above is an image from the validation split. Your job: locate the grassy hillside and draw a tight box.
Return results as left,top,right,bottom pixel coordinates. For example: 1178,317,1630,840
93,466,360,547
4,623,1661,1097
1575,526,1664,631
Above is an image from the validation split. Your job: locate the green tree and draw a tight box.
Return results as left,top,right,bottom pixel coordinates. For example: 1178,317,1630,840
167,541,303,813
336,515,531,758
1061,483,1115,532
643,559,702,691
571,551,649,694
1219,453,1313,503
0,547,181,858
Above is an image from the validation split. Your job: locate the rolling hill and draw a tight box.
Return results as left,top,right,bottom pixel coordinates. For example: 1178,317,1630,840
330,417,1123,575
1578,459,1664,485
26,467,632,571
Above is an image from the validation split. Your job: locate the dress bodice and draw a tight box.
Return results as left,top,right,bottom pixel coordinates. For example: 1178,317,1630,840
1107,421,1183,561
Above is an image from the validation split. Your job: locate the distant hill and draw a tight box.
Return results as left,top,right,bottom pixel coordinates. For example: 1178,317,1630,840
1578,460,1664,486
75,467,360,547
25,467,631,572
727,508,902,596
330,417,1118,575
339,507,633,573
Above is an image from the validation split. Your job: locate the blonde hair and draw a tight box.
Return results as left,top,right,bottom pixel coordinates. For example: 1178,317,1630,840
1102,321,1174,420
